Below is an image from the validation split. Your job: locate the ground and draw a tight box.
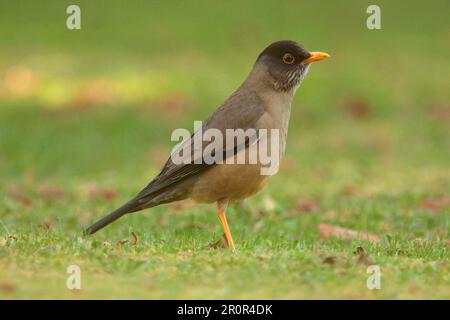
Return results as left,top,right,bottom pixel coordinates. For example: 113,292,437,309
0,1,449,299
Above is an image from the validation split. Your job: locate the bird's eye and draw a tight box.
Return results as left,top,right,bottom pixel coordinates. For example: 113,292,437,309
282,53,295,64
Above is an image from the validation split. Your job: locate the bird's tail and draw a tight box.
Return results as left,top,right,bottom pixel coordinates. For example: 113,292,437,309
84,199,141,235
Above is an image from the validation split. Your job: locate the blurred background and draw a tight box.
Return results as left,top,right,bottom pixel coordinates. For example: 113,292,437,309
0,0,449,299
1,0,449,189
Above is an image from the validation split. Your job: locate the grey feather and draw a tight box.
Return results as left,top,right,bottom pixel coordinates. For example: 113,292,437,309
135,90,266,202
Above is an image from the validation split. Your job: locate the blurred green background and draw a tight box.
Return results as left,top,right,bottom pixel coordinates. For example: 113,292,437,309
0,0,449,299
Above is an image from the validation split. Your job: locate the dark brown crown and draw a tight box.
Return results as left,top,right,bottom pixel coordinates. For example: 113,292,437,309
257,40,311,64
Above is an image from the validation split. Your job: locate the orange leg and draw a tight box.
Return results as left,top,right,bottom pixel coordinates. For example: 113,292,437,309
217,207,236,252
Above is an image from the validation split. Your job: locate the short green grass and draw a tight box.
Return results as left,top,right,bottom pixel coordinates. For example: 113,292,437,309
0,0,449,299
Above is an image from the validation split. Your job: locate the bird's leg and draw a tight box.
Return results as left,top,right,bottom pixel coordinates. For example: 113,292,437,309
217,200,236,252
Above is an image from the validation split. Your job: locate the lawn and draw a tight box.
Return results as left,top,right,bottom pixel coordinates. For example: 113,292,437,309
0,0,449,299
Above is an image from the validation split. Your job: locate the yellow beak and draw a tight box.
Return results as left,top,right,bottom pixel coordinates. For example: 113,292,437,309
303,52,330,64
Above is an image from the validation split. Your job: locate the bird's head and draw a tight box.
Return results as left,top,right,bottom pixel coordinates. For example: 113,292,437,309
253,40,329,92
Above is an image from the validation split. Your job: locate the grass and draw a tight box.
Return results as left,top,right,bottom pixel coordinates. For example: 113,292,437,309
0,0,449,299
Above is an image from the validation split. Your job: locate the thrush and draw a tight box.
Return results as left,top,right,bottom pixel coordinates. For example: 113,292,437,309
85,40,329,251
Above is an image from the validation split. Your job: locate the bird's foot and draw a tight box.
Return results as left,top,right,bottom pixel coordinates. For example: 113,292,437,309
209,233,228,250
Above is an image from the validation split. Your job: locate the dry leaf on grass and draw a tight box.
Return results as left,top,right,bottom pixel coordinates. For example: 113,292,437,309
318,223,380,244
153,92,193,117
80,183,117,201
100,189,117,201
258,254,269,262
418,195,450,214
297,199,320,213
285,198,320,217
78,212,93,224
5,184,65,206
322,256,337,265
36,184,64,202
5,187,32,207
90,188,116,201
42,222,53,230
72,80,116,109
338,97,371,119
429,103,450,122
0,281,16,293
341,185,357,196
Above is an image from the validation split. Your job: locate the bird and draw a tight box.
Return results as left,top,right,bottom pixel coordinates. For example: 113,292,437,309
85,40,329,252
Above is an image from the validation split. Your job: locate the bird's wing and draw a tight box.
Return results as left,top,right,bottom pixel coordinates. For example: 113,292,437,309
134,91,266,204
